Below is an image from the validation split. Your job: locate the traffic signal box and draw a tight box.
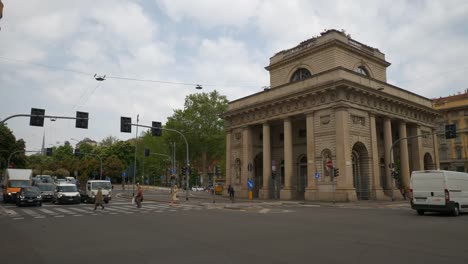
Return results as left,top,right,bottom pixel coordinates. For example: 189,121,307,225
144,148,150,157
46,148,53,156
445,124,457,139
120,117,132,133
151,121,162,136
30,108,45,127
76,111,89,129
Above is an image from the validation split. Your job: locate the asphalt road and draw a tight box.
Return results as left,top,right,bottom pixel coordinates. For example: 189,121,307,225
1,200,467,264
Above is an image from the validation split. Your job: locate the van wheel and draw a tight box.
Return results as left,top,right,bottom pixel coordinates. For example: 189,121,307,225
452,205,460,217
417,210,424,215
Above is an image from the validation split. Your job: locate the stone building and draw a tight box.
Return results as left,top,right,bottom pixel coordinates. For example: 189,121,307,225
222,30,440,201
433,91,468,172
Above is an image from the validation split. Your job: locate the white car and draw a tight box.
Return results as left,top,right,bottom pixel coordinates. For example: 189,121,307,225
191,186,204,191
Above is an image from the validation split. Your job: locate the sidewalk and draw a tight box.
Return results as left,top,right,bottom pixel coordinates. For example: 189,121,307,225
116,189,411,210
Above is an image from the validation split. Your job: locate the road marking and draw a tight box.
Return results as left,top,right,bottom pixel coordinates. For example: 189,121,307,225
39,208,56,215
54,215,65,218
13,217,24,220
21,208,41,217
259,208,271,214
73,214,83,217
54,208,75,215
4,209,18,216
34,216,46,219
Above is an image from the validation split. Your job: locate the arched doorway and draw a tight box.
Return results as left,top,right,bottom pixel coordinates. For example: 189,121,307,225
253,153,263,198
424,153,434,170
351,142,370,200
296,155,307,200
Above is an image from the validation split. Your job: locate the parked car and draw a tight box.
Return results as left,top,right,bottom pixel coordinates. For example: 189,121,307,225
35,183,55,202
52,183,80,204
16,186,42,207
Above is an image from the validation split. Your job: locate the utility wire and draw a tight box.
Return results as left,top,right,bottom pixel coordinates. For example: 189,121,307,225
0,55,264,88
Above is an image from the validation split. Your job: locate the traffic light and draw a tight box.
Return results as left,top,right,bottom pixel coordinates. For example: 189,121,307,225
30,108,45,127
151,121,162,136
46,148,53,156
120,117,131,133
144,148,150,157
445,124,457,139
74,148,81,157
215,165,221,176
334,167,340,177
75,111,89,129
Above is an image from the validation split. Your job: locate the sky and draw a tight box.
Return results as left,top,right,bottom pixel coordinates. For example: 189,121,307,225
1,0,467,151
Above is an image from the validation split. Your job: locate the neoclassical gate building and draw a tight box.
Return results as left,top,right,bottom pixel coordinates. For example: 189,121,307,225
222,30,440,201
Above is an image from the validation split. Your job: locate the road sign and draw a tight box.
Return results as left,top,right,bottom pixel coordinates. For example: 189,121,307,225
247,178,254,189
326,159,332,169
248,163,253,172
315,171,320,179
170,167,175,174
122,171,126,178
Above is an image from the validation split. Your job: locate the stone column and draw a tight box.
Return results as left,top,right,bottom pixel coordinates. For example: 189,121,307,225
260,122,271,199
432,128,440,170
280,117,294,200
412,125,424,171
399,122,410,189
370,114,385,199
384,117,394,193
226,130,232,188
335,106,356,201
305,112,318,201
242,126,253,198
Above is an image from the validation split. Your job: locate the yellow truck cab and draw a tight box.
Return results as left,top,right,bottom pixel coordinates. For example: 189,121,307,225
2,169,32,203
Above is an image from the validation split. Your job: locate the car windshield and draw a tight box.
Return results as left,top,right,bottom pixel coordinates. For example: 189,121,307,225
91,182,111,190
8,180,30,188
23,187,40,196
37,184,55,191
57,186,77,192
41,177,54,183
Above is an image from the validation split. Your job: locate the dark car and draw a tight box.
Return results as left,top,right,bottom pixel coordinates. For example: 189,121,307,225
16,186,42,207
35,183,55,202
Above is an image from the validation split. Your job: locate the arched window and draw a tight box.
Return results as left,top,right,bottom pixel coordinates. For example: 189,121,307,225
355,65,370,76
290,68,312,82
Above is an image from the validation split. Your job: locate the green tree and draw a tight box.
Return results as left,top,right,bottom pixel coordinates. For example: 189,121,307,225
100,135,119,147
104,155,125,182
55,168,70,177
165,90,228,182
0,123,27,169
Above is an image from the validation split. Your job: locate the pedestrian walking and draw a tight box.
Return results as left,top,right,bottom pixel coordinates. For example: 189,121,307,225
94,187,104,210
400,187,407,200
228,184,235,202
171,184,179,204
135,183,143,208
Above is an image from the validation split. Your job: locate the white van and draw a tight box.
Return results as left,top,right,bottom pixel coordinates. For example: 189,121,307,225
410,170,468,216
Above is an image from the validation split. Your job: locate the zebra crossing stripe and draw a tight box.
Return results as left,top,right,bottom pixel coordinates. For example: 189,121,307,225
54,208,76,214
103,206,134,214
21,208,41,217
39,208,56,215
67,207,93,214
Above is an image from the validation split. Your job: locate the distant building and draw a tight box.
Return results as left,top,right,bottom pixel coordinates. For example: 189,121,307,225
433,91,468,172
222,29,440,201
76,138,97,148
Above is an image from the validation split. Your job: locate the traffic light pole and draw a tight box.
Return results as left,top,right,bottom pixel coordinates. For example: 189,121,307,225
130,123,191,201
0,114,87,124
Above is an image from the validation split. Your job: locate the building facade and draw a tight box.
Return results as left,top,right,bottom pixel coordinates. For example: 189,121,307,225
434,92,468,172
222,30,440,201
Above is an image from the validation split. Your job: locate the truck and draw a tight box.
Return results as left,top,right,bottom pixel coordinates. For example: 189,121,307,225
410,170,468,216
79,180,112,204
2,168,33,203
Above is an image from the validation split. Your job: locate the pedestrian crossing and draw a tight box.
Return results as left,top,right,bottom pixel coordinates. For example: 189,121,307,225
0,202,205,221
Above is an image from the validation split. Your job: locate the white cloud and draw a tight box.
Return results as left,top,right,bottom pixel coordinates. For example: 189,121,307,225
157,0,261,28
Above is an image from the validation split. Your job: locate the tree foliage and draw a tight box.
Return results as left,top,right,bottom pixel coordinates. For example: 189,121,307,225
0,123,27,170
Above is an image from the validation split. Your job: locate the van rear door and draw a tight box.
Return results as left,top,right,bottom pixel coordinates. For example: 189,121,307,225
411,171,446,206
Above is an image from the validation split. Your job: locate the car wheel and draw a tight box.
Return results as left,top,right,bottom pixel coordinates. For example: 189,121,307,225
417,210,424,216
452,204,460,217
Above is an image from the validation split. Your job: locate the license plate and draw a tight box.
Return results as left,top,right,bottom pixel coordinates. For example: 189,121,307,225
28,200,33,202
